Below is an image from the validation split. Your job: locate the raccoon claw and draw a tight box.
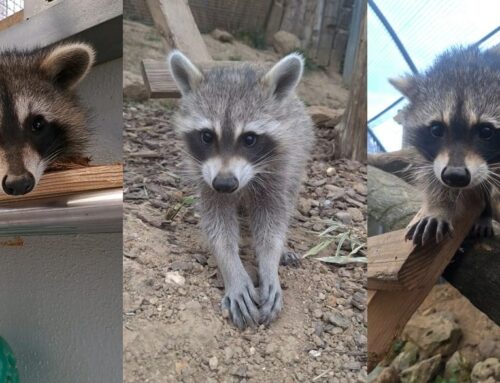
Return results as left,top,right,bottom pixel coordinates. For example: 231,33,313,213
280,251,301,267
470,218,494,238
259,280,283,325
405,216,453,246
221,280,260,329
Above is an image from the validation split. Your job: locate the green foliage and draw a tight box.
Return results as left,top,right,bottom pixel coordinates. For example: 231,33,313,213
293,48,320,72
434,376,459,383
304,220,366,264
235,31,267,50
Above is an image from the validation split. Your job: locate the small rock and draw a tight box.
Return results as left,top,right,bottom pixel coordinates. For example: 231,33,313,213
208,356,218,370
313,309,323,318
272,30,301,55
368,366,399,383
347,207,364,222
445,351,471,382
391,341,419,372
325,310,350,329
312,334,325,348
400,354,441,383
335,211,353,225
265,343,277,355
165,271,185,286
307,105,344,127
471,358,500,382
211,28,234,43
326,167,336,176
298,197,313,215
309,349,322,358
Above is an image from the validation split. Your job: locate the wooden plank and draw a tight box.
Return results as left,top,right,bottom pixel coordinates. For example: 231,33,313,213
0,10,24,32
315,0,340,65
0,164,123,204
367,193,484,370
145,0,211,62
265,0,284,44
141,59,272,98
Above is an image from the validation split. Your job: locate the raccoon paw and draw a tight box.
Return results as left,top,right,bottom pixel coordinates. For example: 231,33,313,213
469,218,494,238
259,279,283,325
221,280,260,329
405,216,454,246
280,251,302,267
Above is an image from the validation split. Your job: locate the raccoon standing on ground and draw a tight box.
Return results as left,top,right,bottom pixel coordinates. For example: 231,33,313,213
390,46,500,246
168,51,314,328
0,42,95,196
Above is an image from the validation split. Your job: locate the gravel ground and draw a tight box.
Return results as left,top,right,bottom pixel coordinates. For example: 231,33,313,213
122,99,367,383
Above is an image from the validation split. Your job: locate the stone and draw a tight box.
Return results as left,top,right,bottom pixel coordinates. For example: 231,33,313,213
444,351,471,383
367,365,399,383
347,207,364,222
326,167,336,176
335,211,353,225
471,358,500,382
478,340,500,359
208,356,218,370
298,197,313,215
211,28,234,43
325,310,350,329
307,105,344,128
165,271,185,286
400,354,441,383
272,30,301,55
403,311,462,360
391,341,419,372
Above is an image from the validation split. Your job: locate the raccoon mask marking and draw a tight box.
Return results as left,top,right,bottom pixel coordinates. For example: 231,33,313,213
391,46,500,245
0,42,95,196
168,51,314,329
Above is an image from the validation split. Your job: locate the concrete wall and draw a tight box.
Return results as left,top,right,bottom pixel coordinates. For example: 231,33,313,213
0,234,122,383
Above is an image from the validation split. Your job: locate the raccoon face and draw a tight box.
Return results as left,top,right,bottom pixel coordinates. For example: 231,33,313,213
0,43,94,196
169,51,304,193
391,46,500,190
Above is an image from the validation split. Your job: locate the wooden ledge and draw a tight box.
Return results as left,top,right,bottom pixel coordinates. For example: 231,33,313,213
367,194,484,370
0,11,23,32
0,164,123,205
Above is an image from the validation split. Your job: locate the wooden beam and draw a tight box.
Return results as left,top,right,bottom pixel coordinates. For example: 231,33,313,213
0,10,24,32
367,192,484,370
145,0,211,62
141,59,272,98
0,164,123,204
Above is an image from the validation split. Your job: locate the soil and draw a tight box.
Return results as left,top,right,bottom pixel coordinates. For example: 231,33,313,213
123,20,366,383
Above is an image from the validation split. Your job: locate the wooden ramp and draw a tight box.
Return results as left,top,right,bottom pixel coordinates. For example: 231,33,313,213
367,199,484,370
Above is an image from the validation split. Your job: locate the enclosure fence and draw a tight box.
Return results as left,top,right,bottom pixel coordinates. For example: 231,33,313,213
0,0,23,20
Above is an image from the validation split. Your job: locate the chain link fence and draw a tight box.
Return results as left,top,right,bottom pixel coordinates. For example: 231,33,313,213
0,0,23,21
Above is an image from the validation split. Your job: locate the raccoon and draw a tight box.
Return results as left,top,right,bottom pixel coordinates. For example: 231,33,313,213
168,51,314,328
390,46,500,246
0,42,95,196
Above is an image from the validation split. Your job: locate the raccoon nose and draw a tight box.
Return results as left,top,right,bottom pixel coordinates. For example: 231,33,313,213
212,175,239,193
2,173,35,195
441,166,471,188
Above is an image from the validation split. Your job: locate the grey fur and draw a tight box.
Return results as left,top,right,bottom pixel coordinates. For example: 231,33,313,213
391,46,500,245
169,51,314,328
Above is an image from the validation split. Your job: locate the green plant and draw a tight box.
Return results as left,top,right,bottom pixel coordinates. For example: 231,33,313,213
235,31,267,50
304,220,366,264
293,48,320,72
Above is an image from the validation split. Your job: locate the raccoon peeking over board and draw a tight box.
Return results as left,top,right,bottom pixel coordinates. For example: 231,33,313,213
390,46,500,246
0,42,95,196
168,51,314,329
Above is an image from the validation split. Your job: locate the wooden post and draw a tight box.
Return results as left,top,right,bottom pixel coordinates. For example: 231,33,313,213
146,0,211,61
337,4,366,161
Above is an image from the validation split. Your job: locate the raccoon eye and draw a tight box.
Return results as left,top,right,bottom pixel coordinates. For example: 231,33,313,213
242,133,257,147
429,123,445,138
200,129,214,144
31,115,47,134
477,123,494,140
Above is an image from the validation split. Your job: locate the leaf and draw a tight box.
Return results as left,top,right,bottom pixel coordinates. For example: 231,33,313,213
335,232,350,257
182,195,196,206
303,239,335,258
316,256,367,265
347,243,365,257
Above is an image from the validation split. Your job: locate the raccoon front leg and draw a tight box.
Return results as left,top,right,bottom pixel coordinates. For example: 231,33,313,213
200,196,260,329
405,197,455,246
250,201,290,325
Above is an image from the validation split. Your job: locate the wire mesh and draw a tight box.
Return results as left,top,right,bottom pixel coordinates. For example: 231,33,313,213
0,0,23,21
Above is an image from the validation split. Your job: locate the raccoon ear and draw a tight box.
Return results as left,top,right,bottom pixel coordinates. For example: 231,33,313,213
262,53,304,100
389,75,418,99
168,50,204,95
40,42,95,89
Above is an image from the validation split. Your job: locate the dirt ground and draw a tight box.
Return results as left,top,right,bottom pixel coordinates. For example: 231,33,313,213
123,20,366,383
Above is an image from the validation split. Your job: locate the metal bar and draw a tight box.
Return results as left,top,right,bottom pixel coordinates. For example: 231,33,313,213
0,189,123,236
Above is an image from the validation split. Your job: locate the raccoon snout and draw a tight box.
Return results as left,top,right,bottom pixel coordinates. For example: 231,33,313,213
441,166,471,188
2,173,35,195
212,174,239,193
